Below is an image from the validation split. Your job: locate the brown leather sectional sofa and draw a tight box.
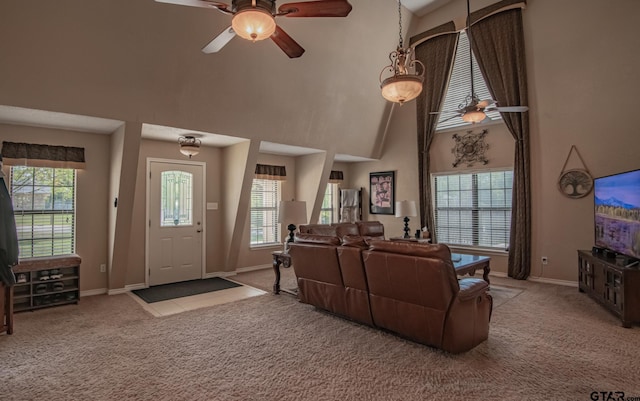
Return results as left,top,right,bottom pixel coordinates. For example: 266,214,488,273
299,221,385,239
288,227,493,353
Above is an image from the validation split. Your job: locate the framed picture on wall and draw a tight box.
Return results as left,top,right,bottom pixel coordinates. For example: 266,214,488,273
369,171,395,215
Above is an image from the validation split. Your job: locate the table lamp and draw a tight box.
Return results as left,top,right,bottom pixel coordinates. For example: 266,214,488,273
278,200,307,252
395,200,417,238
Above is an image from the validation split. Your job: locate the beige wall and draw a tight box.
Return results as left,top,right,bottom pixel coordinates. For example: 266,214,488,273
126,139,227,286
401,0,640,281
2,0,639,290
0,0,401,160
0,125,111,292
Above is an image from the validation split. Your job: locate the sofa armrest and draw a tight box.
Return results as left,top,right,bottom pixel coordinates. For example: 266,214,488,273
457,278,489,301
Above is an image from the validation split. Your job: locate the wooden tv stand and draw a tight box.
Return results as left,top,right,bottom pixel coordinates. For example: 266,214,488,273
578,250,640,328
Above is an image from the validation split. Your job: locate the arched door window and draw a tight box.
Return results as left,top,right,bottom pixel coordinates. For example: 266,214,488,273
160,170,193,227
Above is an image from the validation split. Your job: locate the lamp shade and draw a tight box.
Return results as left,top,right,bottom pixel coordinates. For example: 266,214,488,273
278,201,307,225
395,200,417,217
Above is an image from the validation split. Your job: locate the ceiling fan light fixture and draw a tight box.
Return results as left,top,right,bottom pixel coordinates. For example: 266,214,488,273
178,135,201,158
462,109,486,123
379,1,424,105
232,8,276,42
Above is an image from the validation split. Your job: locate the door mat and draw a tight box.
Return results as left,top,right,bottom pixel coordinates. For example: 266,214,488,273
132,277,242,303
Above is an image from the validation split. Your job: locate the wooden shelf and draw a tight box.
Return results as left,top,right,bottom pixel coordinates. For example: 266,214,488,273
12,255,81,313
578,250,640,328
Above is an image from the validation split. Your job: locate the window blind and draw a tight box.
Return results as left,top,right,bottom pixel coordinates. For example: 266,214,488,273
250,178,280,246
436,31,501,131
433,170,512,250
10,166,76,258
319,183,338,224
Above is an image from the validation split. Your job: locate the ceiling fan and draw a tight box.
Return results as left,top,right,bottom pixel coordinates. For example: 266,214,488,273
431,0,528,124
155,0,353,58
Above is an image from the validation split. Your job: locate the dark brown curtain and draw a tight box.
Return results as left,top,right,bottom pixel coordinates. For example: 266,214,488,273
1,141,86,169
328,170,344,184
413,22,459,241
469,6,531,279
255,164,286,181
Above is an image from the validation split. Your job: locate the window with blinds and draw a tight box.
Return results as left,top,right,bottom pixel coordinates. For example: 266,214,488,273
250,178,281,246
10,166,76,258
319,183,338,224
436,31,501,131
433,170,512,250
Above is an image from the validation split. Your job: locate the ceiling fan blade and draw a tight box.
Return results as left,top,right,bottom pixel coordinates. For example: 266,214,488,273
476,99,495,109
440,114,461,123
271,25,305,58
488,106,529,112
278,0,353,17
201,26,236,53
155,0,229,11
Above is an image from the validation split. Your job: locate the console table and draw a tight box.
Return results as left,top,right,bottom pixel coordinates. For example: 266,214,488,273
272,251,296,295
578,250,640,328
452,253,491,284
389,237,431,244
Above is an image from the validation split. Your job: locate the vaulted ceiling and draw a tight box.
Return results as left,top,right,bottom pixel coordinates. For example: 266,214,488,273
0,0,452,159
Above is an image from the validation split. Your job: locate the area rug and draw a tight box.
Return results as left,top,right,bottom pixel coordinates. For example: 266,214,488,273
131,277,241,303
488,284,524,307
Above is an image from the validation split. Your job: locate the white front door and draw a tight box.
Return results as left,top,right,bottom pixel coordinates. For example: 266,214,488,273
147,160,205,286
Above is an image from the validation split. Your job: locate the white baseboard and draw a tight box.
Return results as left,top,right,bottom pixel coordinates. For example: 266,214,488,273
235,264,271,273
107,288,129,295
490,270,577,287
80,288,107,297
528,276,578,287
125,283,147,291
204,271,235,279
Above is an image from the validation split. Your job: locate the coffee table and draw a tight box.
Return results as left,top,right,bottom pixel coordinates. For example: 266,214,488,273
452,253,491,284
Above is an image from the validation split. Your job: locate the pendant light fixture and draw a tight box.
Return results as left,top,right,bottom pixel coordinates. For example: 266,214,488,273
379,0,425,105
178,135,201,158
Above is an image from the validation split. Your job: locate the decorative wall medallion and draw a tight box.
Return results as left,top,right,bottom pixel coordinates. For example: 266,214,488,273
558,169,593,198
452,129,489,167
558,145,593,199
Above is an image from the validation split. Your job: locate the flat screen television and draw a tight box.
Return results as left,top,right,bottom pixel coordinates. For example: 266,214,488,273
594,168,640,260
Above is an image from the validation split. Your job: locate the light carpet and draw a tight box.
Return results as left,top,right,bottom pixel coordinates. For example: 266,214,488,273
1,272,638,400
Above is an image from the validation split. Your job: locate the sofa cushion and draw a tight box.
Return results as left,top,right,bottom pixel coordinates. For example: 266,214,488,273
356,221,385,238
294,233,341,246
333,223,360,238
341,235,369,249
299,224,336,236
368,240,451,261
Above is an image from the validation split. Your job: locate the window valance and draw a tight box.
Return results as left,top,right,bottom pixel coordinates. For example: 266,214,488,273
410,0,526,48
329,170,344,183
255,164,286,181
1,141,86,169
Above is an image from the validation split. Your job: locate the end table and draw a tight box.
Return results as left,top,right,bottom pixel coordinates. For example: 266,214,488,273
272,251,296,295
